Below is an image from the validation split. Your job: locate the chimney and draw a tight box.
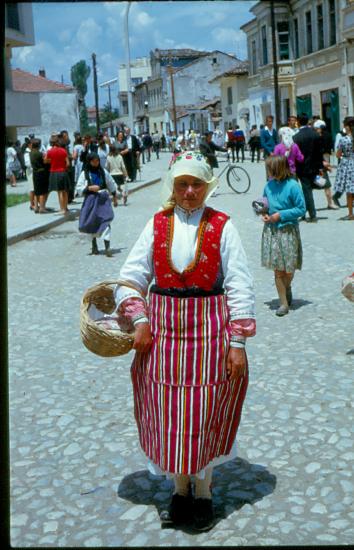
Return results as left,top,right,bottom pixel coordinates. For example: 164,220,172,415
39,68,46,78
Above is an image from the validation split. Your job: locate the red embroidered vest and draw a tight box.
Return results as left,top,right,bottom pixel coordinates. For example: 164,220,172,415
153,207,229,291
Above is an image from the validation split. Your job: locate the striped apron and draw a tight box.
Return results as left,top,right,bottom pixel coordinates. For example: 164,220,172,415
131,291,248,475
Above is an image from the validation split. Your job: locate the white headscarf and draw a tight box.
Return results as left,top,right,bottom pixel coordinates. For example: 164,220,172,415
278,127,294,150
161,151,219,208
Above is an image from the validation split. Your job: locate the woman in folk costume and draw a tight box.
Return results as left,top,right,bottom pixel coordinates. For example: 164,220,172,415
77,153,118,257
115,151,256,531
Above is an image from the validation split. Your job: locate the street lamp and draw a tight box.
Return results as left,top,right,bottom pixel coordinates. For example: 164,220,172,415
124,2,134,131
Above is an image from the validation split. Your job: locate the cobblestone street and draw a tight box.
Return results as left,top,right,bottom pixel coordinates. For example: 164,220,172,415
8,154,354,547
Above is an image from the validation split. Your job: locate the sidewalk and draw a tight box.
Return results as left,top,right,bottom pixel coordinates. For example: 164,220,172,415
6,154,167,245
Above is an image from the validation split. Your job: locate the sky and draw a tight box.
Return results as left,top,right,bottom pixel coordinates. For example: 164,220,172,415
12,0,257,109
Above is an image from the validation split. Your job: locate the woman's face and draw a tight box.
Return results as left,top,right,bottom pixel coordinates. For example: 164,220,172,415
173,175,208,210
89,158,100,169
117,132,123,142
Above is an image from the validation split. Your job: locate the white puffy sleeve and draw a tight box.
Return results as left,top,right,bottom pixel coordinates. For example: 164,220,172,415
76,171,89,196
114,217,154,308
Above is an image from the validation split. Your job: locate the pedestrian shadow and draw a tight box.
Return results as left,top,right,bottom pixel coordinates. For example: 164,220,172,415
264,298,312,311
117,457,276,535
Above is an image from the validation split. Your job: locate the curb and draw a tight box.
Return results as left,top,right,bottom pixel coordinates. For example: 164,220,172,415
7,177,161,246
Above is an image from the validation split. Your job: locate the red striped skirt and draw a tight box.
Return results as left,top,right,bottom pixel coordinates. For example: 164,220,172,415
131,292,248,475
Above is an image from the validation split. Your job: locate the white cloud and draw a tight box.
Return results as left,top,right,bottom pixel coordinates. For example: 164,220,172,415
194,11,227,27
76,18,103,49
211,26,247,58
134,10,155,27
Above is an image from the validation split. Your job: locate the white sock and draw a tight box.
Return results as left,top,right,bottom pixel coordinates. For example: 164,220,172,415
173,474,190,497
195,467,213,499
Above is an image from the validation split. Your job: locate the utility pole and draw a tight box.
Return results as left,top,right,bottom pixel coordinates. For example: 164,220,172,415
99,78,118,137
124,2,134,131
92,53,100,133
168,53,178,136
270,0,281,130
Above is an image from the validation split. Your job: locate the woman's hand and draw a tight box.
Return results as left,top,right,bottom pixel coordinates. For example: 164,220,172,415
262,212,280,223
226,348,247,381
133,322,153,353
88,185,100,193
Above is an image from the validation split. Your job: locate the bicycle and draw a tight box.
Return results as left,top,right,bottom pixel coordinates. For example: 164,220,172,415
215,155,251,194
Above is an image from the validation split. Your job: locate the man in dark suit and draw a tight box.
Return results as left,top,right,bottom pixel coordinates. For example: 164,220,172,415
124,127,141,182
293,113,323,222
199,131,227,169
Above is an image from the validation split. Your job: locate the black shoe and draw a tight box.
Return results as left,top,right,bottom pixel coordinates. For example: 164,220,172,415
193,498,214,532
91,238,99,255
332,195,341,207
286,286,292,306
104,240,113,257
163,493,193,526
306,217,318,223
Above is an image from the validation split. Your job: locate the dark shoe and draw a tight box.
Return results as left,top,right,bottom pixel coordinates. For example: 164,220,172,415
193,498,214,532
91,238,99,255
104,240,113,257
162,493,193,526
306,217,318,223
286,286,292,306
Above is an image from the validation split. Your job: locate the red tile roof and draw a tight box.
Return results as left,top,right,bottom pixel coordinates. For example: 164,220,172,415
12,68,75,93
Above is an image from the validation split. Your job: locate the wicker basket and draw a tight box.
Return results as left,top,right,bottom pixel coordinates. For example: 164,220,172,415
80,281,135,357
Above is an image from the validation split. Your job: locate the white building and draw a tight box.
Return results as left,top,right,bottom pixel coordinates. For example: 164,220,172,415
5,3,41,141
13,69,79,147
137,49,245,135
118,56,152,128
209,64,250,135
241,0,354,139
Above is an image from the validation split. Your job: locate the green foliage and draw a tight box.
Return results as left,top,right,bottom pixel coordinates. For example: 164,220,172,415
100,102,119,125
70,60,91,100
7,194,29,207
71,60,91,135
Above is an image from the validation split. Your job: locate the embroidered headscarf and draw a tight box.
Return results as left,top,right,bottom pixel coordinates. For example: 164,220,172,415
161,150,219,208
278,127,294,153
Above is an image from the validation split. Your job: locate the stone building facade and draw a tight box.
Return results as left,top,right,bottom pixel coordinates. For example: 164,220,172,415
241,0,354,138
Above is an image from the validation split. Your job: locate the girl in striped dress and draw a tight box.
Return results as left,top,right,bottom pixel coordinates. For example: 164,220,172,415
115,151,256,531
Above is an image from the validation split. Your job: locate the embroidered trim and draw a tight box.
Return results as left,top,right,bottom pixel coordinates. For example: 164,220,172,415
166,208,209,275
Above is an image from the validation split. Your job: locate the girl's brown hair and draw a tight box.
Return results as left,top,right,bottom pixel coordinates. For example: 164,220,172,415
265,155,292,181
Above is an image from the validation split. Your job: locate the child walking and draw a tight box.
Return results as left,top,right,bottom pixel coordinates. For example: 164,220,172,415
76,153,118,257
261,155,306,316
106,145,128,205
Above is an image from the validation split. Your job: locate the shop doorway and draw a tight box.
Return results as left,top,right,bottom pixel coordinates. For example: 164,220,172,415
321,88,340,141
296,94,312,118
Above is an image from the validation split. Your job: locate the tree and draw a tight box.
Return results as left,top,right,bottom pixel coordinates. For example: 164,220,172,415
100,102,119,125
71,60,91,134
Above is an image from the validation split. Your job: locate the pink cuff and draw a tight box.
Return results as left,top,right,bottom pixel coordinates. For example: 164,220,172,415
118,297,148,323
229,318,256,338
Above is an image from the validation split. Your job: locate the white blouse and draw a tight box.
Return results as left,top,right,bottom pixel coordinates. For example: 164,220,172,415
115,205,255,322
76,169,117,196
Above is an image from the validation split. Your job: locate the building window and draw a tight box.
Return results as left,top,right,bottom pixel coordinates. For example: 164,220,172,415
277,22,290,60
306,11,313,54
212,57,217,64
317,4,324,50
293,18,299,58
227,86,233,105
328,0,336,46
251,39,257,74
261,25,268,65
6,3,20,31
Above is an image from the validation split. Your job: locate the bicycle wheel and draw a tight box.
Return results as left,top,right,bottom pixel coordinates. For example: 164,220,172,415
226,165,251,194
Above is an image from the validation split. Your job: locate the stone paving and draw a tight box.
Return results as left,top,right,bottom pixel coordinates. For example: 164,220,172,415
7,154,354,546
